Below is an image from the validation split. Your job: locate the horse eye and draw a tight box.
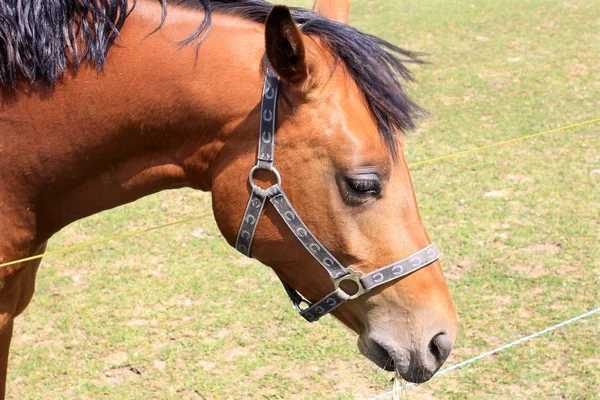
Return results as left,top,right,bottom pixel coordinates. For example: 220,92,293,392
346,177,381,196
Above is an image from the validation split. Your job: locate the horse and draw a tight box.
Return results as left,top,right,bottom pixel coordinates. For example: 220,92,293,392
0,0,458,396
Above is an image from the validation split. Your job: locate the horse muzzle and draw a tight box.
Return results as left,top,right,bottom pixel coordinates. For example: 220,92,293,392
358,327,455,383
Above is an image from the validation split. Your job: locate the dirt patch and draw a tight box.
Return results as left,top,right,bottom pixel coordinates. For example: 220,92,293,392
104,351,128,366
103,365,142,385
505,174,533,184
177,389,207,400
330,359,383,400
520,242,562,255
505,263,548,278
152,360,166,371
484,189,512,198
225,345,253,361
482,294,514,307
443,258,474,281
126,318,158,327
233,255,257,266
197,360,216,372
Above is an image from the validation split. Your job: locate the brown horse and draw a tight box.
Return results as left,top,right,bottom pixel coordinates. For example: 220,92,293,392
0,0,457,396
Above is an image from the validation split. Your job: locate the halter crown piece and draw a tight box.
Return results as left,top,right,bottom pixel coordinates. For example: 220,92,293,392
235,68,440,322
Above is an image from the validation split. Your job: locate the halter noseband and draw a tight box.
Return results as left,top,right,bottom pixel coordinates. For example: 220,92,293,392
235,69,440,322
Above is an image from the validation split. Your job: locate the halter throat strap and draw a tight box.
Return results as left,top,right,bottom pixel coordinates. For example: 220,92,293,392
235,69,440,322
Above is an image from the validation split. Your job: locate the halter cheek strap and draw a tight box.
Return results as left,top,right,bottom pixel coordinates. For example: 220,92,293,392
235,69,440,322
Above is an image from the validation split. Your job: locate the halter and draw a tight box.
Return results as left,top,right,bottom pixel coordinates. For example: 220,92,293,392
235,68,440,322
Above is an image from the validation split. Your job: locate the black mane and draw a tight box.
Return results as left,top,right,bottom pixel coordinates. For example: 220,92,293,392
0,0,425,154
0,0,130,87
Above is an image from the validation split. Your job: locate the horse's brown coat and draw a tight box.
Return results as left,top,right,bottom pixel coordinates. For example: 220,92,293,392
0,1,457,396
313,0,351,23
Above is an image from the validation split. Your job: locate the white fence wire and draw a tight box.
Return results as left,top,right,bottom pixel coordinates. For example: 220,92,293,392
368,306,600,400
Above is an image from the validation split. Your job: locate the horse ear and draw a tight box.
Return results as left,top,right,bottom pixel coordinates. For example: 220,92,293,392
265,6,308,85
312,0,351,24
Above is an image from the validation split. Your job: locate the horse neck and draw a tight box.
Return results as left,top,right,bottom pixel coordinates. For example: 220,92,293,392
0,3,264,256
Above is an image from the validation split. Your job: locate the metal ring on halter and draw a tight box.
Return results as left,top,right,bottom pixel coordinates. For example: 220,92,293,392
248,165,282,193
332,269,368,300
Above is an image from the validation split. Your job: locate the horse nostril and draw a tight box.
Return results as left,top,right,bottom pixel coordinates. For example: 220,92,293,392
428,332,452,364
370,340,396,371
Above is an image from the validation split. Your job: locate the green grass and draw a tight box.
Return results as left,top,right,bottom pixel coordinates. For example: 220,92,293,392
8,0,599,398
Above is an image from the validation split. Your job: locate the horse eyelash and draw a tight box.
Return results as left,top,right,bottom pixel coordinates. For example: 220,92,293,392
347,178,381,195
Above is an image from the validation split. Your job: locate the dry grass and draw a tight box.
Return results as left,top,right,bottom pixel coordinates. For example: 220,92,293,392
7,0,600,399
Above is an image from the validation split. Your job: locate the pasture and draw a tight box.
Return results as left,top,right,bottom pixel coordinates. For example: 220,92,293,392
8,0,599,398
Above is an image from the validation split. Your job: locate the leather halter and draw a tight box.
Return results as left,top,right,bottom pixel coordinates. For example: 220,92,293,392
235,68,440,322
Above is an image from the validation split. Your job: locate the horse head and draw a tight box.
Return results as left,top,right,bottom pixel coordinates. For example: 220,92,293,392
210,4,457,383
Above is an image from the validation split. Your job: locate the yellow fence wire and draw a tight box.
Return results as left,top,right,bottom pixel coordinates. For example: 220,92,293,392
1,116,598,269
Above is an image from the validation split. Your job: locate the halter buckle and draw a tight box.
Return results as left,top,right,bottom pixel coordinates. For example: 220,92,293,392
332,269,368,300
